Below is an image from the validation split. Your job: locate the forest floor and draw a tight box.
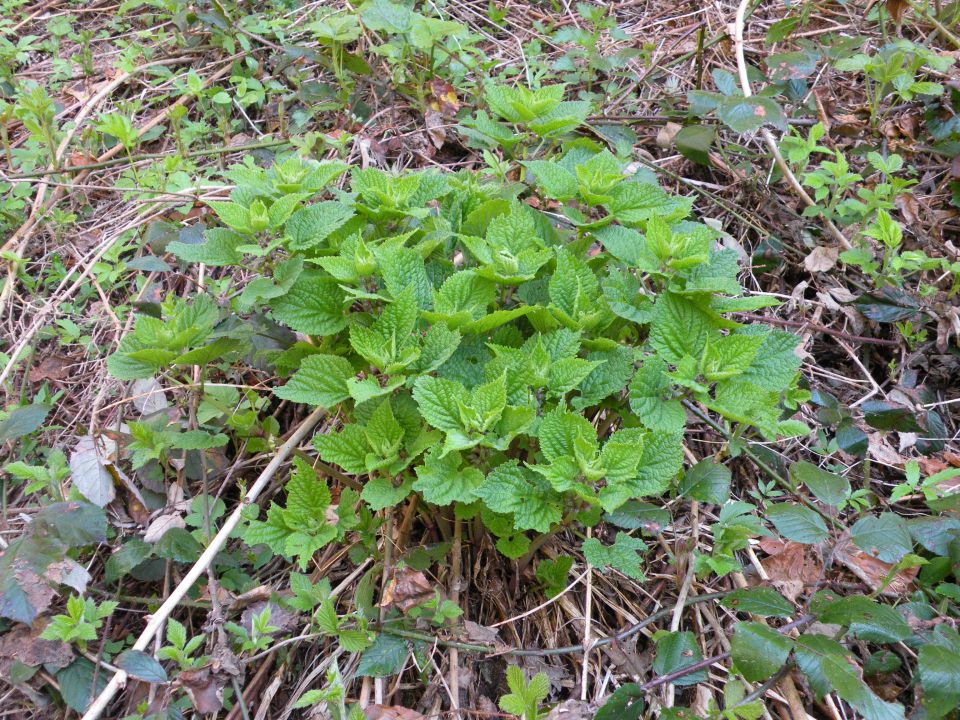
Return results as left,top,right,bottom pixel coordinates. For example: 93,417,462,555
1,1,959,719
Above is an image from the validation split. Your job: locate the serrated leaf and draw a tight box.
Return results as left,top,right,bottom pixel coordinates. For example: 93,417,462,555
273,354,353,407
413,376,466,433
628,357,684,434
582,532,646,580
285,201,354,250
523,160,577,199
270,272,346,336
649,292,715,365
850,513,912,564
413,449,483,506
474,460,561,533
357,632,408,677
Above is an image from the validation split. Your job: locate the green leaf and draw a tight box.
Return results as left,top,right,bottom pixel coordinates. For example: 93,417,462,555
475,460,562,533
285,201,354,250
814,595,911,644
523,160,577,199
168,227,244,266
582,532,646,580
678,460,731,504
595,684,644,720
718,97,787,132
271,272,346,336
731,622,792,682
357,633,408,677
57,658,108,713
675,124,715,165
918,643,960,718
413,376,466,433
721,588,794,617
315,424,369,475
652,631,706,687
628,357,684,434
795,634,905,720
850,513,912,563
791,462,849,506
361,476,412,511
114,650,167,683
535,556,574,598
0,403,51,442
413,449,483,506
649,292,714,365
273,354,353,407
538,408,596,462
207,201,252,233
606,182,693,225
766,504,829,544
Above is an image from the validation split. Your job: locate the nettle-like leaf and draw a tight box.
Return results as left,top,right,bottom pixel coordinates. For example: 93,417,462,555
108,295,242,380
243,458,344,569
582,531,647,580
164,107,807,574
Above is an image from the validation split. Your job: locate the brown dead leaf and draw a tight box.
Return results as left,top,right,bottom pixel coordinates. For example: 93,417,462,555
12,561,56,620
240,601,297,635
29,355,72,383
381,567,433,612
886,0,908,25
178,666,227,715
364,705,425,720
656,122,682,148
143,512,185,543
868,433,904,466
463,620,500,644
832,113,866,137
544,700,596,720
43,559,91,594
895,193,921,227
804,245,839,273
233,585,273,610
424,109,445,149
0,626,73,679
760,541,823,602
833,533,917,596
428,77,460,116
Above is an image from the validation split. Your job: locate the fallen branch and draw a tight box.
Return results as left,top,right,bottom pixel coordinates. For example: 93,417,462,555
80,406,327,720
731,0,852,251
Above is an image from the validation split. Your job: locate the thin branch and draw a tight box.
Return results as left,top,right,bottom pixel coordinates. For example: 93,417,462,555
731,0,852,250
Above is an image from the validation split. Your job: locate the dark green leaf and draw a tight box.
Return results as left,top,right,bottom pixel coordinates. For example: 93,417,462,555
791,462,849,506
357,633,408,677
0,403,51,442
731,621,792,682
678,460,730,504
652,631,706,687
115,650,168,683
721,588,794,618
767,503,829,544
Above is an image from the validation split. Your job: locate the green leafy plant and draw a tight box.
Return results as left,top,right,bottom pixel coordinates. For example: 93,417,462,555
834,39,954,125
41,595,118,652
498,667,549,720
